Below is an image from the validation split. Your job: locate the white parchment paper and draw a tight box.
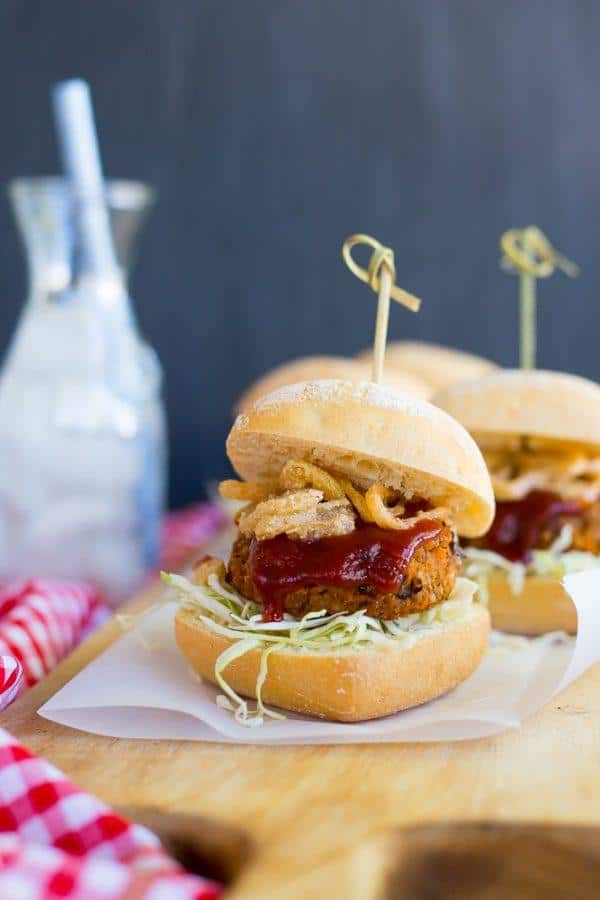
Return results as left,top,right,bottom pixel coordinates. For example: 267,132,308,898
39,570,600,745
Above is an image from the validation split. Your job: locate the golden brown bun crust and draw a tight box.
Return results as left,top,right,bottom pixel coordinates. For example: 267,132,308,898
235,356,431,412
486,574,577,635
174,604,490,722
434,370,600,452
357,341,497,392
227,379,495,538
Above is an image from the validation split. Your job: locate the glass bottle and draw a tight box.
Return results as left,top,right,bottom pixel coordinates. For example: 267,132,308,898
0,177,166,605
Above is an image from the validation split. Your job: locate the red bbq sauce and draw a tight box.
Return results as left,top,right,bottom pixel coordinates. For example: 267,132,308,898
249,519,444,622
485,490,582,563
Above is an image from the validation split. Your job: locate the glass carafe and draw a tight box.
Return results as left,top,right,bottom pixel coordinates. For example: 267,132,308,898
0,178,166,604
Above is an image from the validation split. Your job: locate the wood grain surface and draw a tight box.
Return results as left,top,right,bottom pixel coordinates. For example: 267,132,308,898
382,823,600,898
4,577,600,898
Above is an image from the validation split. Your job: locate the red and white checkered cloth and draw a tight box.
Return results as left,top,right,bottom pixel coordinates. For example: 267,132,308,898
0,502,227,898
0,503,226,711
0,727,221,899
0,579,106,707
0,657,22,710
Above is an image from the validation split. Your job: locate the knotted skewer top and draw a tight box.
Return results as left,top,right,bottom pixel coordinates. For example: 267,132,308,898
342,233,421,312
499,226,578,371
501,226,579,280
342,234,422,383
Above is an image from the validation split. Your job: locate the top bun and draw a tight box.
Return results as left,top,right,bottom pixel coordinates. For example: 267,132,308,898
434,369,600,451
235,355,430,412
227,379,495,537
357,341,497,392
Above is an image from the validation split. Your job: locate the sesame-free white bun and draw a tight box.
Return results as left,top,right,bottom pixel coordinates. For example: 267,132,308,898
436,370,600,635
485,574,578,635
357,341,497,392
174,602,490,722
235,355,431,412
227,379,495,538
434,369,600,451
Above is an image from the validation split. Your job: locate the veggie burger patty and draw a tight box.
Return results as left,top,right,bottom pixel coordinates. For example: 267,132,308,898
227,525,460,620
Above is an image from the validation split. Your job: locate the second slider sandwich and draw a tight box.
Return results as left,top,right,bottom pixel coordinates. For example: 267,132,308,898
435,370,600,634
357,341,497,392
166,380,494,723
235,355,431,412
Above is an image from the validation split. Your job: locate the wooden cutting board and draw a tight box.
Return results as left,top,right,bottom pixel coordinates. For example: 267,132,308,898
4,575,600,898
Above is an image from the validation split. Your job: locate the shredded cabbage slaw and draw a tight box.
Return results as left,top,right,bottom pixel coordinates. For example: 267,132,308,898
162,570,479,727
462,524,600,605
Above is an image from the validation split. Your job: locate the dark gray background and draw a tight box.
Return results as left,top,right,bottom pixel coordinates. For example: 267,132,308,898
0,1,597,506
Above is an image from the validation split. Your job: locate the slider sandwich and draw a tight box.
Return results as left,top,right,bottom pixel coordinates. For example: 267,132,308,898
166,380,494,723
235,355,430,412
435,370,600,634
357,341,498,393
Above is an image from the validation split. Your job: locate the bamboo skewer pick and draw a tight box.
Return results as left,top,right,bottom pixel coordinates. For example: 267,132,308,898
342,234,421,384
500,226,579,371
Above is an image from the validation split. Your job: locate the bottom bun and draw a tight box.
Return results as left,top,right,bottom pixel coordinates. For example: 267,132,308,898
174,604,490,722
486,574,577,635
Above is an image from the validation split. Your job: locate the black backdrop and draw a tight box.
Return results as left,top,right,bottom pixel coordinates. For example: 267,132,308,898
0,1,598,506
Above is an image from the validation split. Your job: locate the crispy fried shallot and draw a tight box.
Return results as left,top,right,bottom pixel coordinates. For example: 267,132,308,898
338,477,375,523
487,449,600,503
220,459,448,539
365,483,447,531
219,479,279,503
238,490,355,541
280,459,345,500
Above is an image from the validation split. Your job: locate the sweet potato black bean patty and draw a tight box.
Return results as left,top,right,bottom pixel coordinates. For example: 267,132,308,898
227,526,460,620
571,503,600,555
471,501,600,556
530,504,600,554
